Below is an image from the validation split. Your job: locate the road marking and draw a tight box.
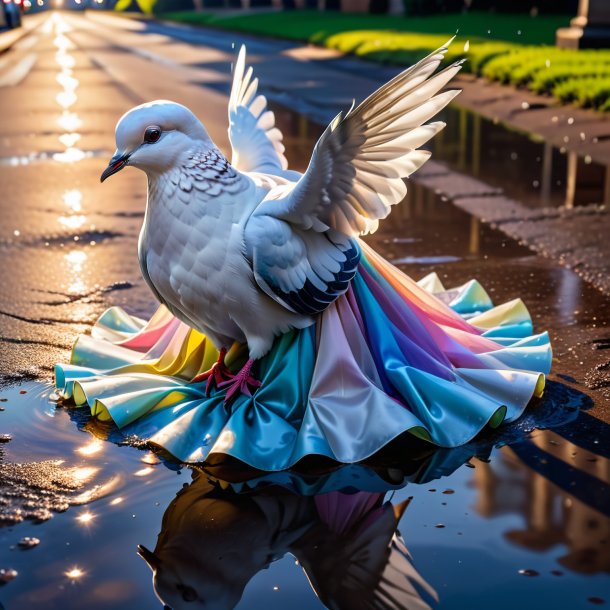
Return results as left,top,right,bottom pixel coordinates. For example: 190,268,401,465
0,53,38,88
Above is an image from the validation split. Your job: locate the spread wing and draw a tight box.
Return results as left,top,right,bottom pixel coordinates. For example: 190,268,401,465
228,45,288,175
244,41,461,317
253,40,463,236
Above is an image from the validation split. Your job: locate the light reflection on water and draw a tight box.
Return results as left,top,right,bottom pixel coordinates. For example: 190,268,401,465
52,13,85,167
58,214,87,230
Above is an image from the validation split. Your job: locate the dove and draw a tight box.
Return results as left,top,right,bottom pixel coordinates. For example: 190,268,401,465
100,42,463,403
138,470,436,610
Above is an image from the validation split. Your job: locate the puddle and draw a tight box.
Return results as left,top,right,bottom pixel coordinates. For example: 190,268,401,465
267,96,609,210
0,383,185,609
435,106,608,209
0,380,608,609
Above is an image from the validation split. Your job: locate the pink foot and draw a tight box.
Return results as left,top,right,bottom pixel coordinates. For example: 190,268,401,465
191,348,233,397
217,358,261,404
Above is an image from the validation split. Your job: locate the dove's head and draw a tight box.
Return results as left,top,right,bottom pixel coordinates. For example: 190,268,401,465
101,100,211,182
138,473,279,610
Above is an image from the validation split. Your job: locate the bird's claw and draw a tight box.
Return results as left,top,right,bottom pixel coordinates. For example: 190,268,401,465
217,358,261,405
191,349,233,397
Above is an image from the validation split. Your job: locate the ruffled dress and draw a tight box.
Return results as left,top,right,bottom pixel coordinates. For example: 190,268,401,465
55,241,551,471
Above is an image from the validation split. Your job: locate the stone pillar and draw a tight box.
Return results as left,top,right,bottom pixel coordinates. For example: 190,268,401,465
556,0,610,49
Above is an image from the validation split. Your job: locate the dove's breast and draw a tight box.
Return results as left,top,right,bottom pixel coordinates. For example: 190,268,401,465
138,164,311,356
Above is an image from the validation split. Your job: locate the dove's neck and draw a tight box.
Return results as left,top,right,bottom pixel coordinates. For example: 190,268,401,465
147,144,245,202
141,144,251,259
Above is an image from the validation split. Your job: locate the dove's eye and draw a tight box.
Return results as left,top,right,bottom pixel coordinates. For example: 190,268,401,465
176,583,197,602
144,126,162,144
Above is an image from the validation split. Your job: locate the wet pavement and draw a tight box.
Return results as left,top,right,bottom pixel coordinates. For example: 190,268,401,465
0,10,609,610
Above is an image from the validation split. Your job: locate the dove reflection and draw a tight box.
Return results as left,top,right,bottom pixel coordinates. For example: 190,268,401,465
138,470,437,610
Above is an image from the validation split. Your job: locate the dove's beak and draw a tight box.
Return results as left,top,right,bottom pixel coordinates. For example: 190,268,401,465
100,152,130,183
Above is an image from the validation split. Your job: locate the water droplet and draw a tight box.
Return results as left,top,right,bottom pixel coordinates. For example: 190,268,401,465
0,568,18,583
65,567,84,580
76,511,95,525
18,537,40,549
518,569,539,577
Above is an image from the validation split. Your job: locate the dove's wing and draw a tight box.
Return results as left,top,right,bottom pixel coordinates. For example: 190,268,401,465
245,213,360,316
228,45,288,175
254,41,463,236
244,43,461,317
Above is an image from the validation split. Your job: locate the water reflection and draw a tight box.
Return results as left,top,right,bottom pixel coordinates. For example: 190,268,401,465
139,402,610,610
484,419,610,576
65,567,85,581
1,380,609,608
51,13,87,165
271,101,610,210
139,470,437,610
436,106,610,209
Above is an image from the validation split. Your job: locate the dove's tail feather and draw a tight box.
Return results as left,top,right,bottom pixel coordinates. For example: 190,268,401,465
55,243,550,470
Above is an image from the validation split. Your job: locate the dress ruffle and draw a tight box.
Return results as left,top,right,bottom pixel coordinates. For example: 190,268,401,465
55,242,551,471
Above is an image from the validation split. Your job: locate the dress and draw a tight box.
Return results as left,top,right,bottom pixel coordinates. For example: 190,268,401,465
55,240,551,471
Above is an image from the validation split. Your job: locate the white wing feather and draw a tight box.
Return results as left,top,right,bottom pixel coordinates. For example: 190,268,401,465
253,40,463,236
228,45,289,174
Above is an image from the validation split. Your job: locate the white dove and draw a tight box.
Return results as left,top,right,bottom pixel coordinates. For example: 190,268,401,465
100,43,462,403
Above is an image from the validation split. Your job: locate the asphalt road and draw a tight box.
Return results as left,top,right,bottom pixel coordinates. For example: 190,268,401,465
0,10,608,424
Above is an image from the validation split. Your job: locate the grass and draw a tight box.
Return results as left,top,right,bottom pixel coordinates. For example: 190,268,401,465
160,10,567,45
157,9,610,112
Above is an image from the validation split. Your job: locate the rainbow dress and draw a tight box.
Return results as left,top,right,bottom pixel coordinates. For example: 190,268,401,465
55,241,551,471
